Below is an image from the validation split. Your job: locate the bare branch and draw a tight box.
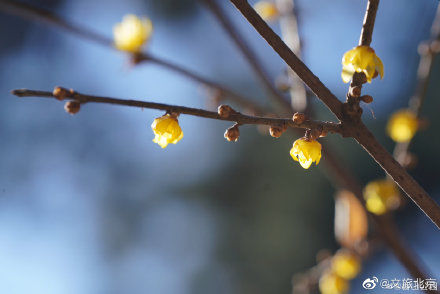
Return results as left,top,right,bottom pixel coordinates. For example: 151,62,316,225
199,0,291,111
0,0,260,113
11,88,341,133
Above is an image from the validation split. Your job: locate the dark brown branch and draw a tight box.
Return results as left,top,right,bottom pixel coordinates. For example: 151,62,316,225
199,0,291,111
228,0,440,229
323,149,432,284
359,0,380,46
0,0,260,113
229,0,344,120
354,124,440,229
11,88,341,133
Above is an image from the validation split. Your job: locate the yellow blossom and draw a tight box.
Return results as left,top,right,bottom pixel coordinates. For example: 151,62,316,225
151,114,183,148
290,138,322,169
341,46,384,83
386,109,418,143
254,1,279,22
319,271,349,294
331,250,361,280
363,179,400,215
113,14,153,52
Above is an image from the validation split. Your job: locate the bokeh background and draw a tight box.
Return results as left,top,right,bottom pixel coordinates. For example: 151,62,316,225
1,0,439,293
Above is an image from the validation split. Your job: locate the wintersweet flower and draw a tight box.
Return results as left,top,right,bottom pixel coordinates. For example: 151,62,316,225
363,179,400,215
331,250,361,280
319,271,349,294
113,14,153,52
290,138,322,169
151,114,183,148
254,1,279,22
341,46,384,83
386,109,418,143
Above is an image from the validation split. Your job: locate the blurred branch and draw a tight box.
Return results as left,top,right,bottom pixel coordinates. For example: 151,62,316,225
228,0,440,229
0,0,260,113
199,0,291,111
275,0,307,112
11,88,342,133
394,4,440,165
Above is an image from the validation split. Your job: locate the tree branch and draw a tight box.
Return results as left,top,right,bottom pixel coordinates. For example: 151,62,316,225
228,0,344,120
199,0,291,111
0,0,260,113
394,4,440,165
11,88,341,133
359,0,380,46
228,0,440,229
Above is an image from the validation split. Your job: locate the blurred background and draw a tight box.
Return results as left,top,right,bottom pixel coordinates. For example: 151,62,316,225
0,0,439,293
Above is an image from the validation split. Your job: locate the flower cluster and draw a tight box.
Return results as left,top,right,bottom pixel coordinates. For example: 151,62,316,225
319,250,362,294
363,179,401,215
341,46,383,84
113,14,153,53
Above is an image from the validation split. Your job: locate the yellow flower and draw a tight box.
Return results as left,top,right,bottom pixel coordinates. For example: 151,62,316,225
363,179,400,215
113,14,153,52
341,46,384,83
254,1,279,22
290,138,322,169
386,109,418,143
331,250,361,280
151,114,183,148
319,271,349,294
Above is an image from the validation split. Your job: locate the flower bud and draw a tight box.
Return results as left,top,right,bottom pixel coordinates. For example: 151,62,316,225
349,86,362,98
224,124,240,142
269,125,286,138
64,101,81,114
360,95,373,104
53,86,72,101
292,112,306,124
218,104,235,118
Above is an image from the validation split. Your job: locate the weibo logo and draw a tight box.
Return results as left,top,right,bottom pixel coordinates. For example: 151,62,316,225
362,277,379,290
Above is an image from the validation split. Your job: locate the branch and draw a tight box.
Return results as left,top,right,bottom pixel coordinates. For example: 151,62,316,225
228,0,440,229
359,0,380,46
199,0,291,111
275,0,308,112
11,88,341,133
228,0,344,119
394,4,440,165
0,0,260,113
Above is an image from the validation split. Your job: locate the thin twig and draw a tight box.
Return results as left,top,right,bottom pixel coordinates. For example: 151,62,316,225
275,0,308,112
199,0,291,111
228,0,440,229
11,88,342,133
229,0,344,120
0,0,259,113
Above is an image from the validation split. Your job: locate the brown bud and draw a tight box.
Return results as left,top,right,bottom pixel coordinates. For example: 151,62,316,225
224,124,240,142
64,101,81,114
349,86,362,98
269,125,286,138
53,86,72,101
292,112,306,124
360,95,373,104
218,104,235,118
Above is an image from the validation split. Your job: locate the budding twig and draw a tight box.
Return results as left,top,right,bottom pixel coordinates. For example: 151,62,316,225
11,88,342,134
